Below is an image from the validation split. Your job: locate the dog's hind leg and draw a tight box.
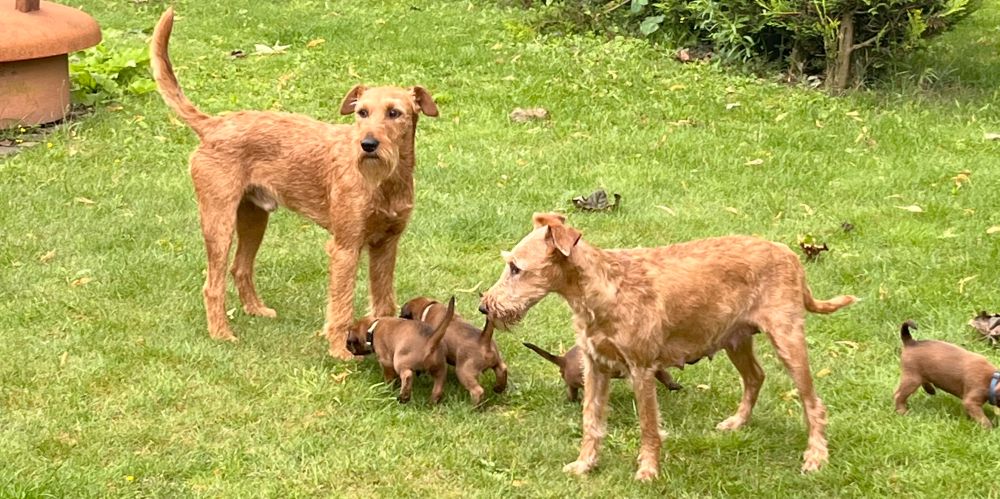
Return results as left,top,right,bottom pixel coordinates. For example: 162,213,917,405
456,362,485,406
763,316,828,473
429,366,447,404
717,334,765,431
192,155,242,341
397,369,414,403
231,200,275,318
893,374,921,414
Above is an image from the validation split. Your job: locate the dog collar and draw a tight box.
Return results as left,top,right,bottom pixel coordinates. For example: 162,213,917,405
990,372,1000,406
366,320,380,346
420,302,437,323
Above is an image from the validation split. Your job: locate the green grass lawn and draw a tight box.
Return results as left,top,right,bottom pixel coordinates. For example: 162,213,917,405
3,0,1000,496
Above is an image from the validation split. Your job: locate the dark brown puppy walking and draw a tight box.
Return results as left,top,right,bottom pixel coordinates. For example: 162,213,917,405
894,320,1000,428
522,343,682,402
348,298,456,403
400,297,508,405
150,9,438,358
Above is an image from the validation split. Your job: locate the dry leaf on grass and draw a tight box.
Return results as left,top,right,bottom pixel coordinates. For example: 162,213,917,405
306,38,325,48
984,132,1000,141
987,226,1000,235
39,250,56,263
509,107,549,123
896,205,923,213
254,43,290,55
74,197,95,205
70,277,92,287
744,158,764,166
816,368,831,378
957,275,977,294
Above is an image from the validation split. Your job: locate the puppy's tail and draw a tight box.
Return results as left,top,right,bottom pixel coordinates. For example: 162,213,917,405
423,296,455,364
150,9,213,136
804,286,856,314
522,342,563,368
900,320,918,346
479,318,496,350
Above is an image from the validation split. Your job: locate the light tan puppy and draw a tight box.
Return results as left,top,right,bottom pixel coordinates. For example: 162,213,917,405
150,9,438,358
479,213,855,480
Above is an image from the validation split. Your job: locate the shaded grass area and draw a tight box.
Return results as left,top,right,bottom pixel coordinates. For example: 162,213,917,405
2,0,1000,496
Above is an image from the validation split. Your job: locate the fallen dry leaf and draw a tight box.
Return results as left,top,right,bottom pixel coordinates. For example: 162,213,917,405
74,197,95,205
816,368,831,378
254,42,289,55
984,132,1000,141
958,275,978,294
60,351,69,367
744,158,764,166
331,371,351,383
306,38,325,48
725,102,741,111
509,107,549,123
656,205,677,216
987,226,1000,235
952,170,972,188
782,388,799,401
896,205,923,213
70,277,92,287
696,384,711,391
835,340,859,350
39,250,56,263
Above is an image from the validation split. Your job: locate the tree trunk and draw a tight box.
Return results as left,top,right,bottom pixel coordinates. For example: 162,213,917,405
827,11,854,92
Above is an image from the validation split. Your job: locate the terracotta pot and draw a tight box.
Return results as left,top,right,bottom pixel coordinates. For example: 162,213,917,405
0,0,102,128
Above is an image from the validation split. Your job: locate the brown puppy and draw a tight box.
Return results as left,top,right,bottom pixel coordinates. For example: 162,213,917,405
480,213,855,479
894,320,1000,428
522,343,682,402
348,297,456,404
150,9,438,358
400,297,508,405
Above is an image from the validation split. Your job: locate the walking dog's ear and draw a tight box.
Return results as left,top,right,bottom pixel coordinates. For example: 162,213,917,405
340,84,367,115
411,86,439,117
532,212,567,229
545,224,581,257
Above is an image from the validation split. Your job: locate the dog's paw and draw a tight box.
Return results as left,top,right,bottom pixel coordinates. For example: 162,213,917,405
562,460,593,476
244,304,277,318
715,415,747,431
328,346,357,361
634,464,658,482
209,328,239,342
801,447,828,473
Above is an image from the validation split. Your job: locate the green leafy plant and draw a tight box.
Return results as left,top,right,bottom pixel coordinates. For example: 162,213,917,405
69,35,157,106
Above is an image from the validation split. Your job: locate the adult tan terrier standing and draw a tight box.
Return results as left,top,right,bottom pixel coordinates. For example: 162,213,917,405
479,213,855,480
150,9,438,359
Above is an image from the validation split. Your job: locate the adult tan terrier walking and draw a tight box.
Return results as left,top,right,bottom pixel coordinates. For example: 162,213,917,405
479,213,855,480
150,9,438,359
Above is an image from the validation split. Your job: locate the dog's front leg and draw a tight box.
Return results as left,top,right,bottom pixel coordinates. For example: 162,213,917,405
324,238,362,360
630,366,661,481
564,352,610,476
368,234,401,317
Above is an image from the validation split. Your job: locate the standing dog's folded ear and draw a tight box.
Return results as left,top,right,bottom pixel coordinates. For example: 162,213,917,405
411,86,439,117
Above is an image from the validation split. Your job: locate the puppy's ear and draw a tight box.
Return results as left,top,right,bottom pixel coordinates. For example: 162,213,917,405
399,302,414,319
411,86,438,117
340,84,367,115
545,224,581,257
532,212,567,229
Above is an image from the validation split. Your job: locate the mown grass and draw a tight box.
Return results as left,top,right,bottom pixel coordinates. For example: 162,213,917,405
2,0,1000,497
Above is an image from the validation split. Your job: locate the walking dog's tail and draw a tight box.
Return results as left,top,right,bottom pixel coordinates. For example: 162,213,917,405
900,320,918,346
803,285,856,314
423,297,455,365
522,342,563,368
150,9,213,136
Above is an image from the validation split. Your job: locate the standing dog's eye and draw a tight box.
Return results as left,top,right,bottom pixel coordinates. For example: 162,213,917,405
387,109,401,119
358,109,369,118
508,262,521,276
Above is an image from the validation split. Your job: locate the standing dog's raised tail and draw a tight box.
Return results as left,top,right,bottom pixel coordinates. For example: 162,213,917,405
803,286,856,314
150,8,212,135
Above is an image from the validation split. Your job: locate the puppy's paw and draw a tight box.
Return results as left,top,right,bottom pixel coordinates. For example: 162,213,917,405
715,415,747,431
634,464,658,482
562,460,593,476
